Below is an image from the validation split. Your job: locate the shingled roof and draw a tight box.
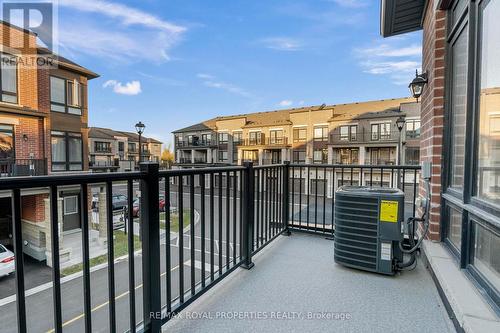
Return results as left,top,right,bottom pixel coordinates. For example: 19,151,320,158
37,47,99,79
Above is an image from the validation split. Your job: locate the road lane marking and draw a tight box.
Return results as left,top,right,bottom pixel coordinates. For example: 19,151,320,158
184,260,218,273
45,264,181,333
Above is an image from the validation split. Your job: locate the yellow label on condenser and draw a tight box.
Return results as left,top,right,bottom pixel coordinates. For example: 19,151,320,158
380,200,399,223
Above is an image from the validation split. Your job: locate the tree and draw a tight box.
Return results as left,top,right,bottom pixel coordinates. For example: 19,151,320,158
161,145,175,168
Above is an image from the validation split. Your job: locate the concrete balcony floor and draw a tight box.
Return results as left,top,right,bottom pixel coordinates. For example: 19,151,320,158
162,232,455,333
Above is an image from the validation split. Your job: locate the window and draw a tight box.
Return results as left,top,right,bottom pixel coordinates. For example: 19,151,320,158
63,196,78,215
118,142,124,152
313,149,328,164
233,132,243,144
476,0,500,206
336,149,359,165
405,147,420,166
406,120,421,139
368,148,393,165
0,54,17,104
201,133,212,144
95,141,111,153
371,124,379,140
313,126,328,141
293,128,307,143
218,150,228,162
371,123,391,141
471,222,500,291
50,76,83,115
269,130,283,144
243,150,258,162
249,132,261,145
0,124,14,159
51,131,83,171
292,150,306,163
449,22,468,190
446,206,462,251
339,125,357,141
128,143,137,152
218,132,229,144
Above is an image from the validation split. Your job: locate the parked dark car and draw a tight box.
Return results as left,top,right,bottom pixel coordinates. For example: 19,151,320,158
91,194,128,211
112,194,128,211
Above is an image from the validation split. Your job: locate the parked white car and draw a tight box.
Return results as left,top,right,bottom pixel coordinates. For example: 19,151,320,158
0,244,15,277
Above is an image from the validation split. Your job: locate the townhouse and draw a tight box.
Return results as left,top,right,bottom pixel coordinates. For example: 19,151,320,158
88,127,162,172
0,21,98,262
173,98,420,196
174,98,419,168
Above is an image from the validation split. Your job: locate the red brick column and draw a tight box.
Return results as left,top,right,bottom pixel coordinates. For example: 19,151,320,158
420,0,447,241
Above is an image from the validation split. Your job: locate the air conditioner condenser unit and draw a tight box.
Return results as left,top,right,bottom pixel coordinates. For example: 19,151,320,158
334,186,405,275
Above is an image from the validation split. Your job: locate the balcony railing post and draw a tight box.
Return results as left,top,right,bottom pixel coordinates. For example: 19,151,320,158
282,161,291,236
241,161,255,269
139,162,162,332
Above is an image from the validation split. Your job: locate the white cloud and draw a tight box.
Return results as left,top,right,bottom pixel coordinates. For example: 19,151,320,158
56,0,186,63
59,0,185,33
259,37,303,51
197,73,215,80
197,74,252,98
361,60,420,75
103,80,142,95
355,38,422,85
357,44,422,57
279,100,293,107
330,0,368,8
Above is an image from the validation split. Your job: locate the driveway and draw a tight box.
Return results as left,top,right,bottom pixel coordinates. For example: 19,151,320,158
0,254,52,299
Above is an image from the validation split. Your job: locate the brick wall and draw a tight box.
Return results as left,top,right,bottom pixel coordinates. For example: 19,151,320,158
420,0,447,241
22,194,48,222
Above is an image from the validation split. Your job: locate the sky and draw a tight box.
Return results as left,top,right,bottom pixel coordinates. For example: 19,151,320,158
53,0,422,147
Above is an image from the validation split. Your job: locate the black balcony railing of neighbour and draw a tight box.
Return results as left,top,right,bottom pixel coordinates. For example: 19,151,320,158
89,160,119,168
240,137,289,146
0,158,47,177
330,130,402,144
0,161,419,333
176,140,215,148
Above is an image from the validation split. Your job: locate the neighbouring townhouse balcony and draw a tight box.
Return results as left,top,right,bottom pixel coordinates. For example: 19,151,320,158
178,157,193,164
0,162,458,333
176,140,217,148
89,160,120,170
239,137,290,147
0,158,47,177
330,130,401,145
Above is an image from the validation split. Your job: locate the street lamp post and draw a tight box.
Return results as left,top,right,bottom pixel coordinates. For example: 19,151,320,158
135,121,146,163
396,116,406,189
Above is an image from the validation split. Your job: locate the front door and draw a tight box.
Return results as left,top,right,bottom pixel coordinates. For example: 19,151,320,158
62,193,81,232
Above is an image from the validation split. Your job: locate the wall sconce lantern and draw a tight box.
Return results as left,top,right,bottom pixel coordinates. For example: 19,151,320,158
409,70,428,101
23,134,28,142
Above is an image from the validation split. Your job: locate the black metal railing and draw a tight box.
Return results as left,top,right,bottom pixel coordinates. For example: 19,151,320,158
288,163,420,235
0,161,419,332
240,137,289,146
176,140,216,148
0,158,47,177
330,130,401,144
89,160,119,168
